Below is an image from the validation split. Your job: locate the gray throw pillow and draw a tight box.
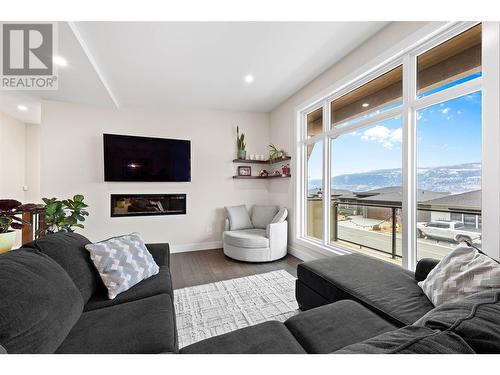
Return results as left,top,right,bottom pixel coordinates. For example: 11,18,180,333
85,233,159,299
251,205,278,229
225,205,253,230
0,343,7,354
270,208,288,224
418,245,500,306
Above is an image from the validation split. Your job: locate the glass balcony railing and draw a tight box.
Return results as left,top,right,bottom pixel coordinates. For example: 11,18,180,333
306,198,481,263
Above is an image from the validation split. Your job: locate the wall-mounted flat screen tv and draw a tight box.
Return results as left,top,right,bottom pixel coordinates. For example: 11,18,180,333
103,134,191,182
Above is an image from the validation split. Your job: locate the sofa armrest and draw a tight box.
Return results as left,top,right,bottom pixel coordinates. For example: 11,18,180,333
415,258,440,282
224,218,230,231
145,243,170,268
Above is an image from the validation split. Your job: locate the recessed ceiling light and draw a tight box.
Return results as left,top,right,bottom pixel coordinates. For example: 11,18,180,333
244,74,254,84
53,55,68,67
17,105,28,112
362,103,370,108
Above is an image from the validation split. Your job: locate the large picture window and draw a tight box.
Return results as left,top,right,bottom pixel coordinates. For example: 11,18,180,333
298,23,484,269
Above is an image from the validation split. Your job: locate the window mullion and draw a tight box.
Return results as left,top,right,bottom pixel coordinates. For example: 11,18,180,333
323,103,331,246
402,54,418,271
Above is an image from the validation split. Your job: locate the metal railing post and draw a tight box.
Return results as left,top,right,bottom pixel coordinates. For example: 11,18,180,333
333,202,338,242
391,207,397,259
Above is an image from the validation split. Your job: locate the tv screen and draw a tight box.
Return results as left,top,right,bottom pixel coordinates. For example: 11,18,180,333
103,134,191,182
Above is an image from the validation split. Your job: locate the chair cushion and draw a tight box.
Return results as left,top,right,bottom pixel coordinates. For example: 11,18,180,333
225,205,253,230
85,233,159,299
180,321,306,354
251,205,278,229
335,325,475,354
0,249,84,353
23,232,98,303
271,207,288,224
285,300,397,353
418,245,500,306
56,293,177,353
84,266,172,311
415,289,500,353
223,229,269,248
297,254,434,326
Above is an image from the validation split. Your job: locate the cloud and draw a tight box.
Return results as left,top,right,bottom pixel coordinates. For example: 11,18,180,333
440,107,451,114
361,125,402,149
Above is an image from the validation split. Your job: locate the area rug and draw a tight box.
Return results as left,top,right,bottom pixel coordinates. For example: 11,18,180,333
173,270,299,348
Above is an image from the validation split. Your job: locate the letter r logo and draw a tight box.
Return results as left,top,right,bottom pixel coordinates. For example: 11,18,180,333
2,23,53,76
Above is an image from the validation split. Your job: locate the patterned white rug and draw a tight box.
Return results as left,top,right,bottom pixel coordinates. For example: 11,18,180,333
173,270,299,348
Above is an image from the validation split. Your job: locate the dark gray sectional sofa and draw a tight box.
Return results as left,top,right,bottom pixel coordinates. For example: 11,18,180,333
181,253,500,354
2,232,500,354
0,233,176,354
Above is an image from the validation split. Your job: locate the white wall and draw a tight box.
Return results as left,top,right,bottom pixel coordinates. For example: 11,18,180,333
40,101,271,251
268,22,430,261
25,123,41,203
0,111,28,247
0,112,26,201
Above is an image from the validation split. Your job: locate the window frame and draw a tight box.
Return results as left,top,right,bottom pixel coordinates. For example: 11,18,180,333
296,21,487,268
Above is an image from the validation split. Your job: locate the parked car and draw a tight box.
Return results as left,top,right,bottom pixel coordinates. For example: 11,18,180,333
416,220,481,244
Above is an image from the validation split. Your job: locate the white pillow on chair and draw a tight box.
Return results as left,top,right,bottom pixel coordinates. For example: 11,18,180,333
225,205,253,230
270,208,288,224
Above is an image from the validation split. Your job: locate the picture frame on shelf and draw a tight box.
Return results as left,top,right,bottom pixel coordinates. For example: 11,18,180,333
238,166,251,176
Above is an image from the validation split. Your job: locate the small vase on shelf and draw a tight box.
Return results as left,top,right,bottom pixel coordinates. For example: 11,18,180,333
237,150,247,159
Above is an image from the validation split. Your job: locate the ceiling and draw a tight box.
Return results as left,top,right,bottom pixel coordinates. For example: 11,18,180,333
1,21,388,123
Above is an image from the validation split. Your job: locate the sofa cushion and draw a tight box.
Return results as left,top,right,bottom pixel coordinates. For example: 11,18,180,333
180,321,306,354
223,229,269,248
0,249,84,353
23,232,98,303
145,243,170,267
251,205,278,229
285,300,397,353
56,293,177,353
225,205,253,230
415,289,500,353
335,325,475,354
297,254,434,326
0,344,6,354
84,266,172,311
418,246,500,306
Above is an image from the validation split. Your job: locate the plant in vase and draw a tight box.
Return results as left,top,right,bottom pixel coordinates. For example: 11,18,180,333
0,200,43,253
269,144,285,161
41,194,89,234
236,126,247,159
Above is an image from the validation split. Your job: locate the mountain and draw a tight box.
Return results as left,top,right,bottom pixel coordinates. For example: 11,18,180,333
309,162,481,194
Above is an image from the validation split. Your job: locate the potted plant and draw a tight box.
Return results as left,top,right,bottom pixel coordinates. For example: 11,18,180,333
0,200,42,253
269,144,285,161
236,126,246,159
41,194,89,234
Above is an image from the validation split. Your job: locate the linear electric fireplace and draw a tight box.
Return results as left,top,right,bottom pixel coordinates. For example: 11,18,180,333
110,194,186,217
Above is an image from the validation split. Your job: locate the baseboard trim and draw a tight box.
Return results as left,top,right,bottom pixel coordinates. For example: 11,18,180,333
288,244,319,261
170,241,223,254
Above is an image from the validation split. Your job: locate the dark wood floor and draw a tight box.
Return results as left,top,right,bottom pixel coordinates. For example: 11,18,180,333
170,248,303,289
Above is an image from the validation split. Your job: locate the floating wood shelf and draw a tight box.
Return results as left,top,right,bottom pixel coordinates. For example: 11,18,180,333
232,174,291,179
232,156,291,165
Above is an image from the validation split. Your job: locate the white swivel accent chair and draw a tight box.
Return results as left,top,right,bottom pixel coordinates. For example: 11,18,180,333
222,205,288,262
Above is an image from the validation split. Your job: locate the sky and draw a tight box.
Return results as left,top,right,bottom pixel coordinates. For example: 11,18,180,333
307,82,482,183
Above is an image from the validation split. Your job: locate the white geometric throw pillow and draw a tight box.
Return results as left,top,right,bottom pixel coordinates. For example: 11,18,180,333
85,233,159,299
418,245,500,306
